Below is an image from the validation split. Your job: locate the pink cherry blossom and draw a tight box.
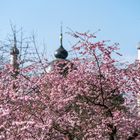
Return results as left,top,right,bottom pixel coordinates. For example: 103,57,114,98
0,31,140,139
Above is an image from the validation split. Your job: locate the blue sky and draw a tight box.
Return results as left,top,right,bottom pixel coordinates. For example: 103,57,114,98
0,0,140,62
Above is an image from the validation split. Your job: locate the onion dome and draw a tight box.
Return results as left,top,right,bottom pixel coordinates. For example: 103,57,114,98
54,46,68,59
10,46,19,55
54,29,68,59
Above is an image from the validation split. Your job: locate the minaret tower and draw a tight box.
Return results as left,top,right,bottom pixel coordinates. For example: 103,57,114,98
10,34,19,78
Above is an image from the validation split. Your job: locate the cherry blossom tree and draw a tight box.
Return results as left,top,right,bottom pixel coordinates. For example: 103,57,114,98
0,31,140,140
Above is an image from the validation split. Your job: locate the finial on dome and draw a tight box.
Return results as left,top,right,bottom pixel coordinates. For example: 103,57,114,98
60,22,63,47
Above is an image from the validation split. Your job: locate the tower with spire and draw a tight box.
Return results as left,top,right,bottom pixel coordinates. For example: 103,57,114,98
10,34,19,78
46,26,72,75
